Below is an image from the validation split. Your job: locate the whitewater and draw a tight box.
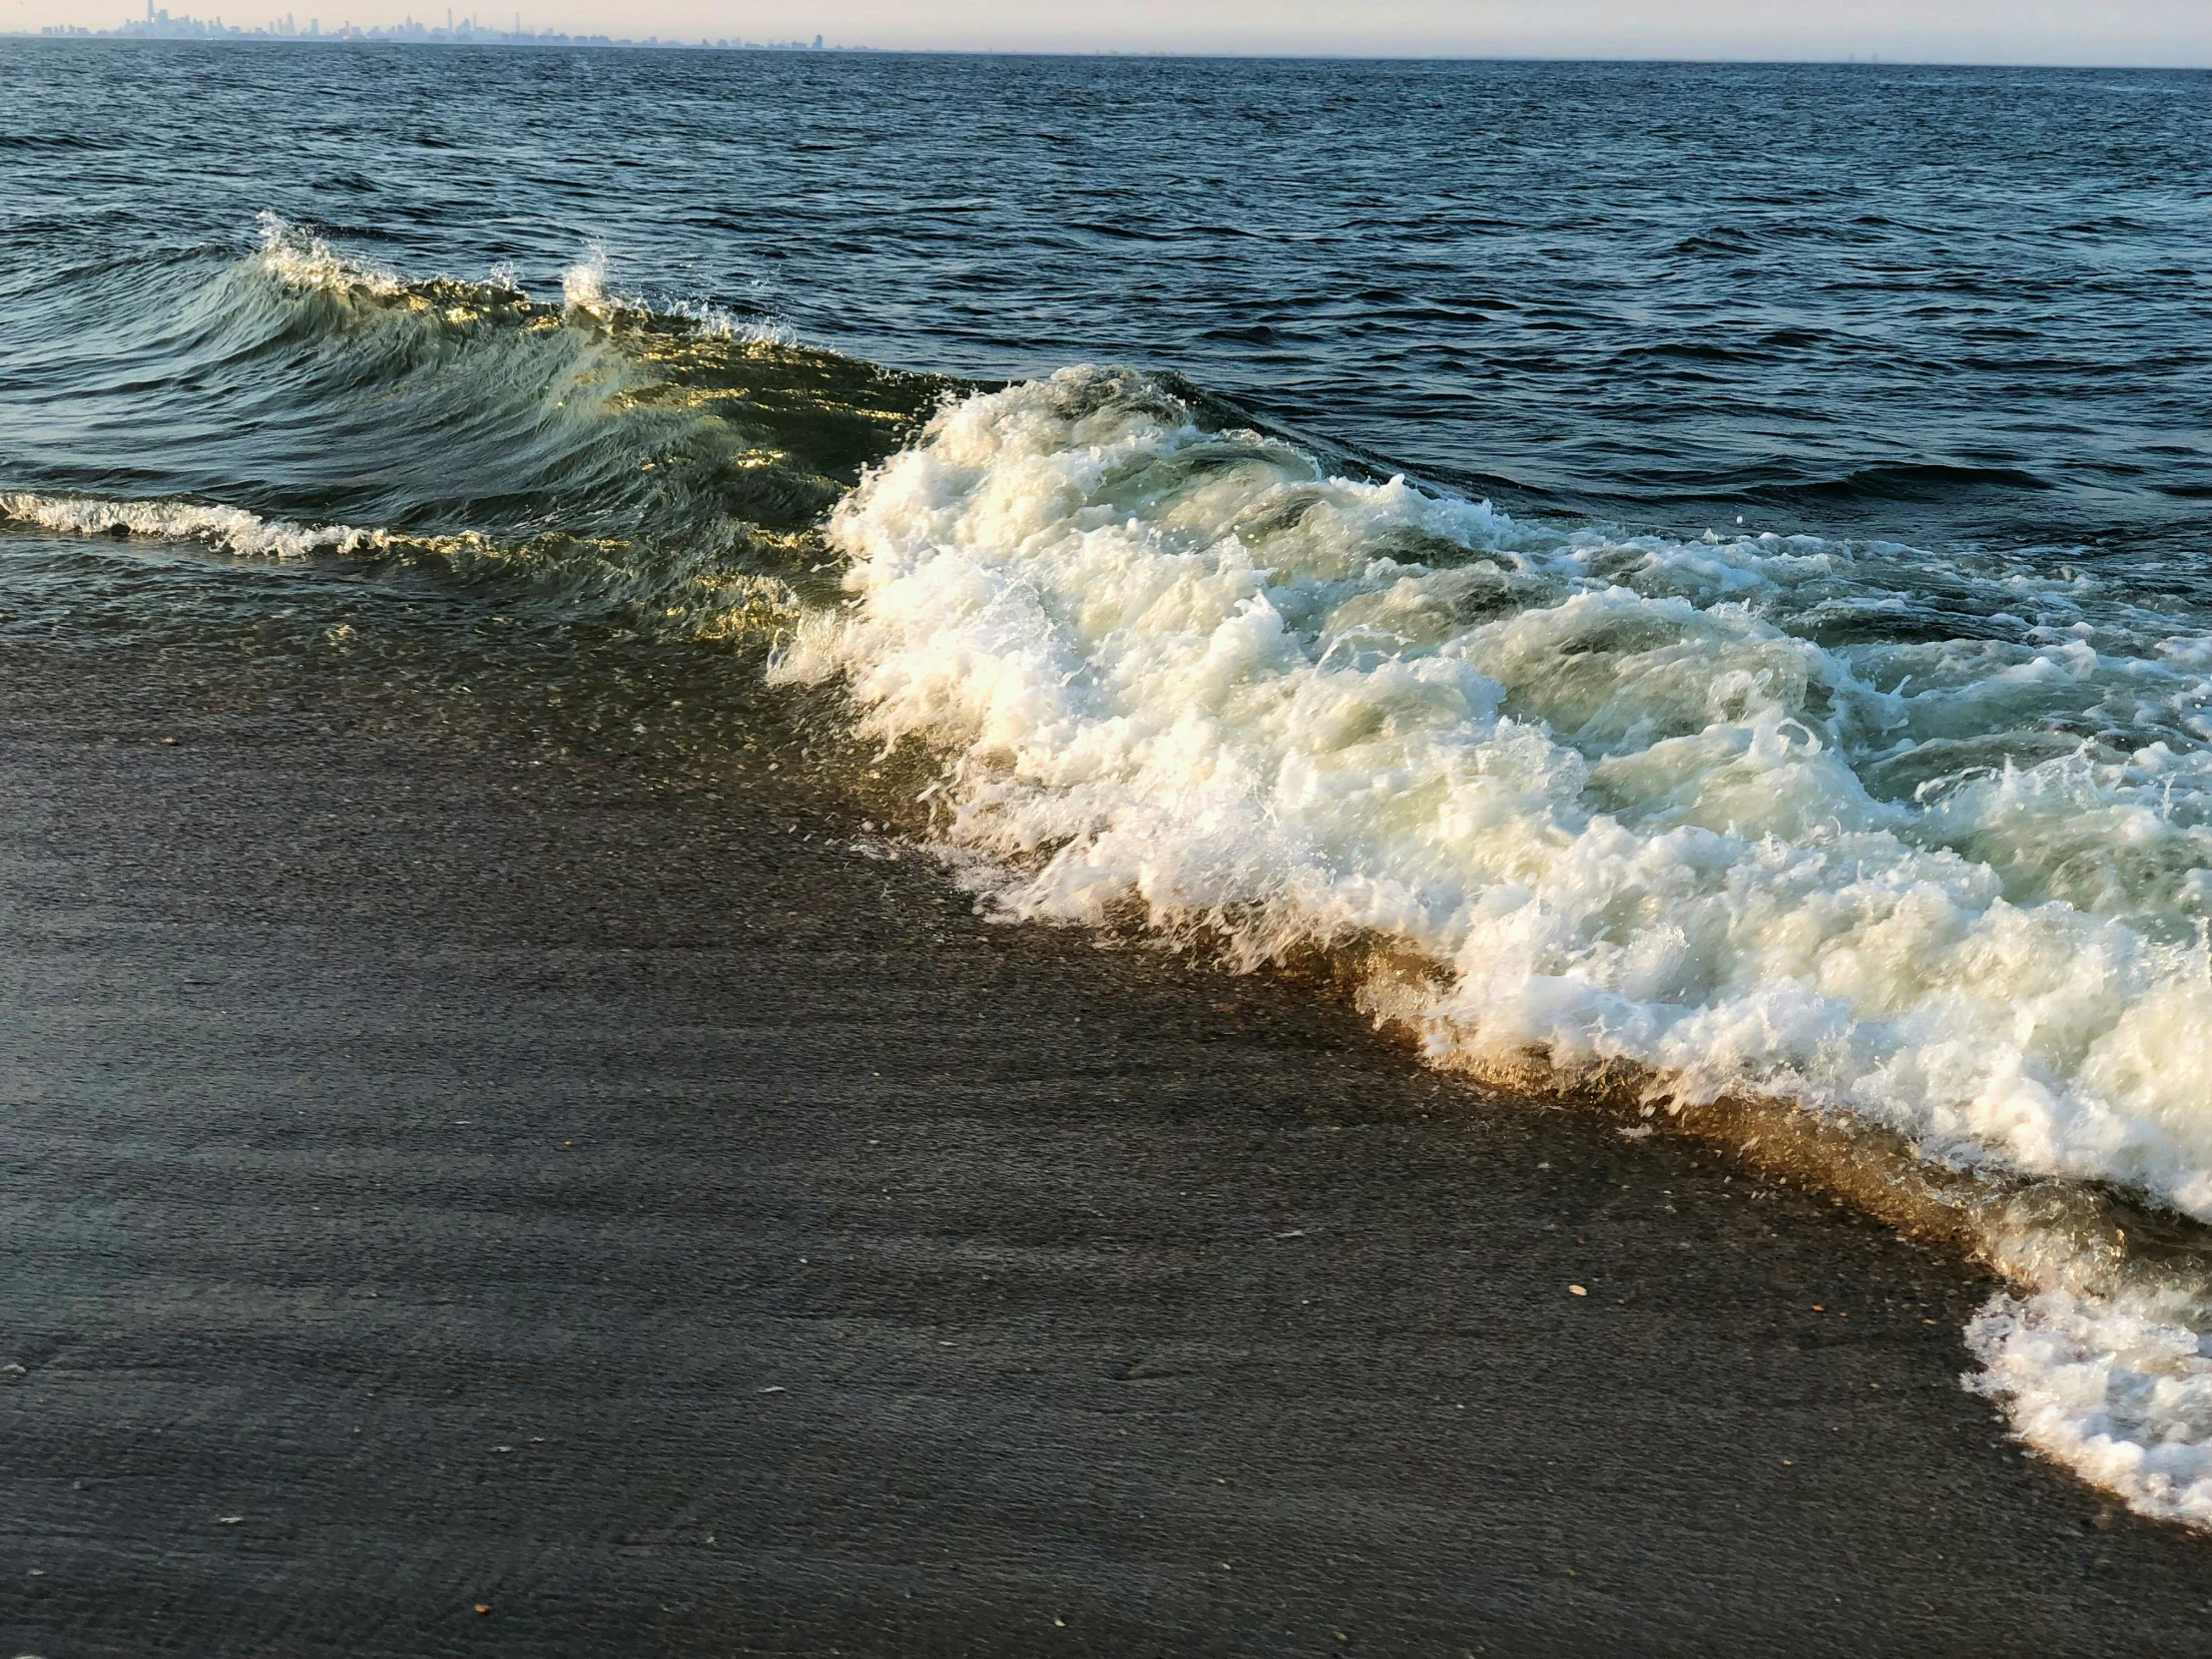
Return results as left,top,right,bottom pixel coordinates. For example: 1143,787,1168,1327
10,203,2212,1537
772,366,2212,1527
15,43,2212,1650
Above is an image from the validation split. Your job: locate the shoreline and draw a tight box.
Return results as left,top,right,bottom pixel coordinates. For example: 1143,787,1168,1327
3,633,2209,1656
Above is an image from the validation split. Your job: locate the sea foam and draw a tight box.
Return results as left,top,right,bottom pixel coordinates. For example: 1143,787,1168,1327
776,364,2212,1526
0,490,389,562
255,210,403,298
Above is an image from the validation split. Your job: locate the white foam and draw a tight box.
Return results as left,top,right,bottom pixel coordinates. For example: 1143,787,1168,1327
671,295,796,348
254,211,402,297
1967,1290,2212,1523
777,364,2212,1526
0,490,387,562
562,241,614,313
1966,1188,2212,1528
560,243,792,345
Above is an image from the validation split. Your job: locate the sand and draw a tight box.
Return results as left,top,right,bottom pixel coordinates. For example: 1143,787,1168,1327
1,636,2206,1657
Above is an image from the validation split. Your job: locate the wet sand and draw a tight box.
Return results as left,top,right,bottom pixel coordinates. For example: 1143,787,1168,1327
2,639,2207,1657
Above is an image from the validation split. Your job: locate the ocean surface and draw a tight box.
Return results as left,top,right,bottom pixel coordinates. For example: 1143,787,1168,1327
6,41,2212,1527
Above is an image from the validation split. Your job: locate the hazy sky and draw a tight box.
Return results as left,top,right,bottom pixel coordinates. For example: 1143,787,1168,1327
14,0,2211,65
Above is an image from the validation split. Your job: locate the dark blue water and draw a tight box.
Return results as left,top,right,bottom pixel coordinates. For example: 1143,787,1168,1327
4,42,2207,563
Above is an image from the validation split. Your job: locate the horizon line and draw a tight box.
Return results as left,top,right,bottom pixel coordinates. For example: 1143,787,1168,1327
6,32,2210,72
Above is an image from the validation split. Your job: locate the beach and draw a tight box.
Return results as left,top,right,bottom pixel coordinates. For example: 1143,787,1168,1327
4,636,2207,1657
8,42,2212,1649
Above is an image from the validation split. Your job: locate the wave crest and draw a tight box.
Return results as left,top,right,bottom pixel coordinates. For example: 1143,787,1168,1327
778,363,2212,1529
255,211,405,299
0,489,390,561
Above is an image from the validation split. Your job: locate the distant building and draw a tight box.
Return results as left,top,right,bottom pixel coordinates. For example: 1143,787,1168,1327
33,5,848,47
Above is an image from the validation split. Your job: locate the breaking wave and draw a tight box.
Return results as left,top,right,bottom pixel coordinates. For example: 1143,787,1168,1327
2,218,944,629
0,488,389,561
18,220,2212,1531
775,365,2212,1528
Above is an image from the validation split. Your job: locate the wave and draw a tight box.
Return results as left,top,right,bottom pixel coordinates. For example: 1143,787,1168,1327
5,219,946,628
1787,462,2060,501
29,215,928,533
0,489,390,561
23,221,2212,1528
0,132,117,152
251,210,407,297
0,485,829,646
774,364,2212,1528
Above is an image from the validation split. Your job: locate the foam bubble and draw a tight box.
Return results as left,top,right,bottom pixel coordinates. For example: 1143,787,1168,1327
779,364,2212,1526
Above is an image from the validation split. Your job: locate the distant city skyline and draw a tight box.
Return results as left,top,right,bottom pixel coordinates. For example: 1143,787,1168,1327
32,0,834,46
8,0,2209,66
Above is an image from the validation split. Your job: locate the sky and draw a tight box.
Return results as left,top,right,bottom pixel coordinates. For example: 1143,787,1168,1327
12,0,2211,66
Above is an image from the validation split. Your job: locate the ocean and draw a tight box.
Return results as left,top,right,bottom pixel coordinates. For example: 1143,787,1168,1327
6,40,2212,1530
